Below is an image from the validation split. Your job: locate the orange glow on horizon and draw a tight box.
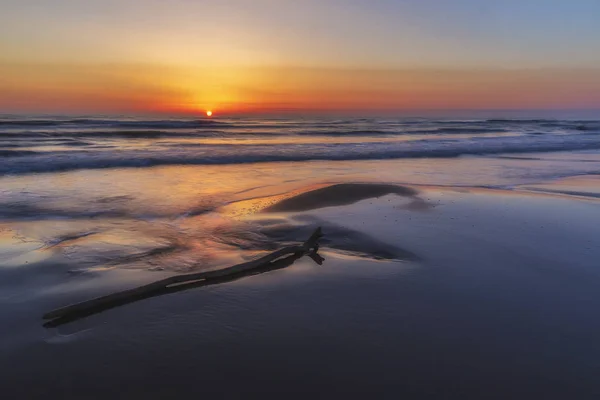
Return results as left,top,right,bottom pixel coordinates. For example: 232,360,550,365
1,63,600,114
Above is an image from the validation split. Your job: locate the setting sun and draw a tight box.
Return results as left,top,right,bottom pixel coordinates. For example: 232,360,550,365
206,111,213,117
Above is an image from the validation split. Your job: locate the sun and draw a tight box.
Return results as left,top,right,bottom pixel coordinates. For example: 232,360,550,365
206,110,213,117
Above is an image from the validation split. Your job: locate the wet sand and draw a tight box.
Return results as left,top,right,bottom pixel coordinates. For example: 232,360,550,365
2,181,600,399
264,183,418,212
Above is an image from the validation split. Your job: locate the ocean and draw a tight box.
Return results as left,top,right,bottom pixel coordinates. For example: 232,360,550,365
2,115,600,175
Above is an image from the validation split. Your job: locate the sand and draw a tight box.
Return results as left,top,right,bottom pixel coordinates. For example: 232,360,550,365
264,183,418,212
1,181,600,399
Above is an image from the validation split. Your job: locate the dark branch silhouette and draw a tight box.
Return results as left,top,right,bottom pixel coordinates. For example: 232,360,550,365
43,227,324,328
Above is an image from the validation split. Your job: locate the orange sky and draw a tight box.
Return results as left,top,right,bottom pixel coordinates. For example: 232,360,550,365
2,1,600,115
2,63,600,115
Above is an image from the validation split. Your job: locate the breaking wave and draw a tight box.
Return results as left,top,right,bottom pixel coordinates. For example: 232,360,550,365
2,134,600,175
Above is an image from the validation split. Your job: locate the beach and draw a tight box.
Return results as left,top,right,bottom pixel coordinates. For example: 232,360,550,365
2,116,600,398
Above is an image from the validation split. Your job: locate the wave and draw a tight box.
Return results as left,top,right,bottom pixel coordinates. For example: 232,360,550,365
0,130,226,139
3,134,600,175
0,150,39,157
485,118,600,129
293,127,506,136
0,139,92,147
486,119,555,124
295,130,391,136
405,127,507,134
575,124,600,132
3,117,599,141
1,127,509,139
0,120,64,127
0,119,231,129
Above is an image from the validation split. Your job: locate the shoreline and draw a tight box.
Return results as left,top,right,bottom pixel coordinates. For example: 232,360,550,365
1,178,600,398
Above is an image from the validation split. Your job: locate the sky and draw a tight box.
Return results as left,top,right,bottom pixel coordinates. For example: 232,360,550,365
1,0,600,115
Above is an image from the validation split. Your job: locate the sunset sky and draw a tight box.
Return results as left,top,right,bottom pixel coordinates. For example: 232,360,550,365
2,0,600,115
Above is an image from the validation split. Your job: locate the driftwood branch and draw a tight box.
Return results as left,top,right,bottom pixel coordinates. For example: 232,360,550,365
43,227,324,328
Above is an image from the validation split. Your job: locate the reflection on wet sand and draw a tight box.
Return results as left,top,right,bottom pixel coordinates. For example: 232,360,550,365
41,182,429,327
